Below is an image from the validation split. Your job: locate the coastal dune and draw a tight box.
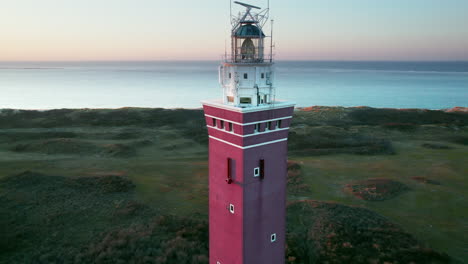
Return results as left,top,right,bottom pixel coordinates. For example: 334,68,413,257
0,106,466,263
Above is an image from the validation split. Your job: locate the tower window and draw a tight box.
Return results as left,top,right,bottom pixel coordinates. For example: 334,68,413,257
229,204,235,214
260,159,265,179
212,118,217,127
220,120,224,129
229,73,232,79
261,73,265,79
277,120,282,128
228,122,233,132
244,73,248,79
254,167,260,177
226,158,233,184
240,97,251,104
267,121,273,130
254,123,259,133
271,233,277,242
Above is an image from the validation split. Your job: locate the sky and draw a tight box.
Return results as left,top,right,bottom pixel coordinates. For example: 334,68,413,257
1,0,467,61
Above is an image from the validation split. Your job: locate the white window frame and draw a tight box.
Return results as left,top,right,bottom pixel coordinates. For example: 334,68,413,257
254,167,260,177
271,233,276,242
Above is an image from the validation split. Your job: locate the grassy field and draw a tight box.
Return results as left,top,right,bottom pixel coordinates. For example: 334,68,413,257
0,107,466,263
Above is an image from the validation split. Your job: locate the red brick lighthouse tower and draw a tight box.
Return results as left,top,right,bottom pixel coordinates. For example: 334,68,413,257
202,1,295,263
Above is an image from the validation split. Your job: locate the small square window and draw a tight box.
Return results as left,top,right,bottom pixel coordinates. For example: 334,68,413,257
229,204,235,214
244,73,248,79
212,118,217,127
254,167,260,177
261,73,265,79
228,73,232,79
277,120,282,128
228,123,233,132
271,233,276,242
220,120,224,129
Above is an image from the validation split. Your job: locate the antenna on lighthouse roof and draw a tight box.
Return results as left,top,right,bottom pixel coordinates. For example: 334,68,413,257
230,0,270,30
234,1,261,9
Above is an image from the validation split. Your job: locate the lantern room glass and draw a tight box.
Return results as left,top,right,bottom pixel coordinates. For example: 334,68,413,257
233,37,264,63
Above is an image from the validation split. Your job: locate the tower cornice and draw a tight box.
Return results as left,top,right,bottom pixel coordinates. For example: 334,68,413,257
202,99,295,113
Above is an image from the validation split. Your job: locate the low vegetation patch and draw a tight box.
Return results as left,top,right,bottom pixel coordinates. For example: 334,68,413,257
0,108,205,129
294,106,468,127
10,138,137,157
344,178,409,201
347,107,468,126
421,143,453,149
0,131,77,142
286,200,450,264
0,171,148,263
287,161,309,195
412,176,442,185
73,175,135,193
0,171,209,264
78,216,208,264
382,122,417,131
288,130,395,156
448,135,468,145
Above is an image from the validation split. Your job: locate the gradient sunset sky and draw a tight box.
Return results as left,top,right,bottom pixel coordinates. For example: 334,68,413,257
1,0,467,61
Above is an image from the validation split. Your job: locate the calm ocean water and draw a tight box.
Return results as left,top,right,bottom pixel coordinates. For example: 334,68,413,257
0,61,467,109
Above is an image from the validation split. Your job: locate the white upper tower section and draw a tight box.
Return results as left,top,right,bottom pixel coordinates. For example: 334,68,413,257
219,1,275,107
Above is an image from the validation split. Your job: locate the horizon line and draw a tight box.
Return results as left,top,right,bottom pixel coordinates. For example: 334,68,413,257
2,59,468,63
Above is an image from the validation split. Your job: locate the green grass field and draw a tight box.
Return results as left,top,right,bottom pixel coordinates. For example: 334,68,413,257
0,107,466,263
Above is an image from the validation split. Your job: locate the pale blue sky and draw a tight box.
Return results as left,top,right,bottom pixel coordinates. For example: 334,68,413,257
1,0,467,61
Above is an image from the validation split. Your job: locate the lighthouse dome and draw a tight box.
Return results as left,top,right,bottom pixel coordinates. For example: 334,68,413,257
234,24,265,38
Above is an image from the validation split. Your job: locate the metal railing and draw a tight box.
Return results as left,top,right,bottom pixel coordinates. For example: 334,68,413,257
222,53,274,64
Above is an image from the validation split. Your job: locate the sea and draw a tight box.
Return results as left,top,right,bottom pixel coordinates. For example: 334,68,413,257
0,61,467,110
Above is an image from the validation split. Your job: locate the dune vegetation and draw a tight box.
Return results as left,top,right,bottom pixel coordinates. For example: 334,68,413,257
0,106,467,263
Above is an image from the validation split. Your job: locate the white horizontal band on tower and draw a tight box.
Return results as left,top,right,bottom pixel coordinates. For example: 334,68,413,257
209,135,288,149
204,114,292,126
207,125,290,138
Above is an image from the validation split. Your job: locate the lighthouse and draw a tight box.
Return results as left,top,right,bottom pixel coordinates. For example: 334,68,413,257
202,1,295,263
